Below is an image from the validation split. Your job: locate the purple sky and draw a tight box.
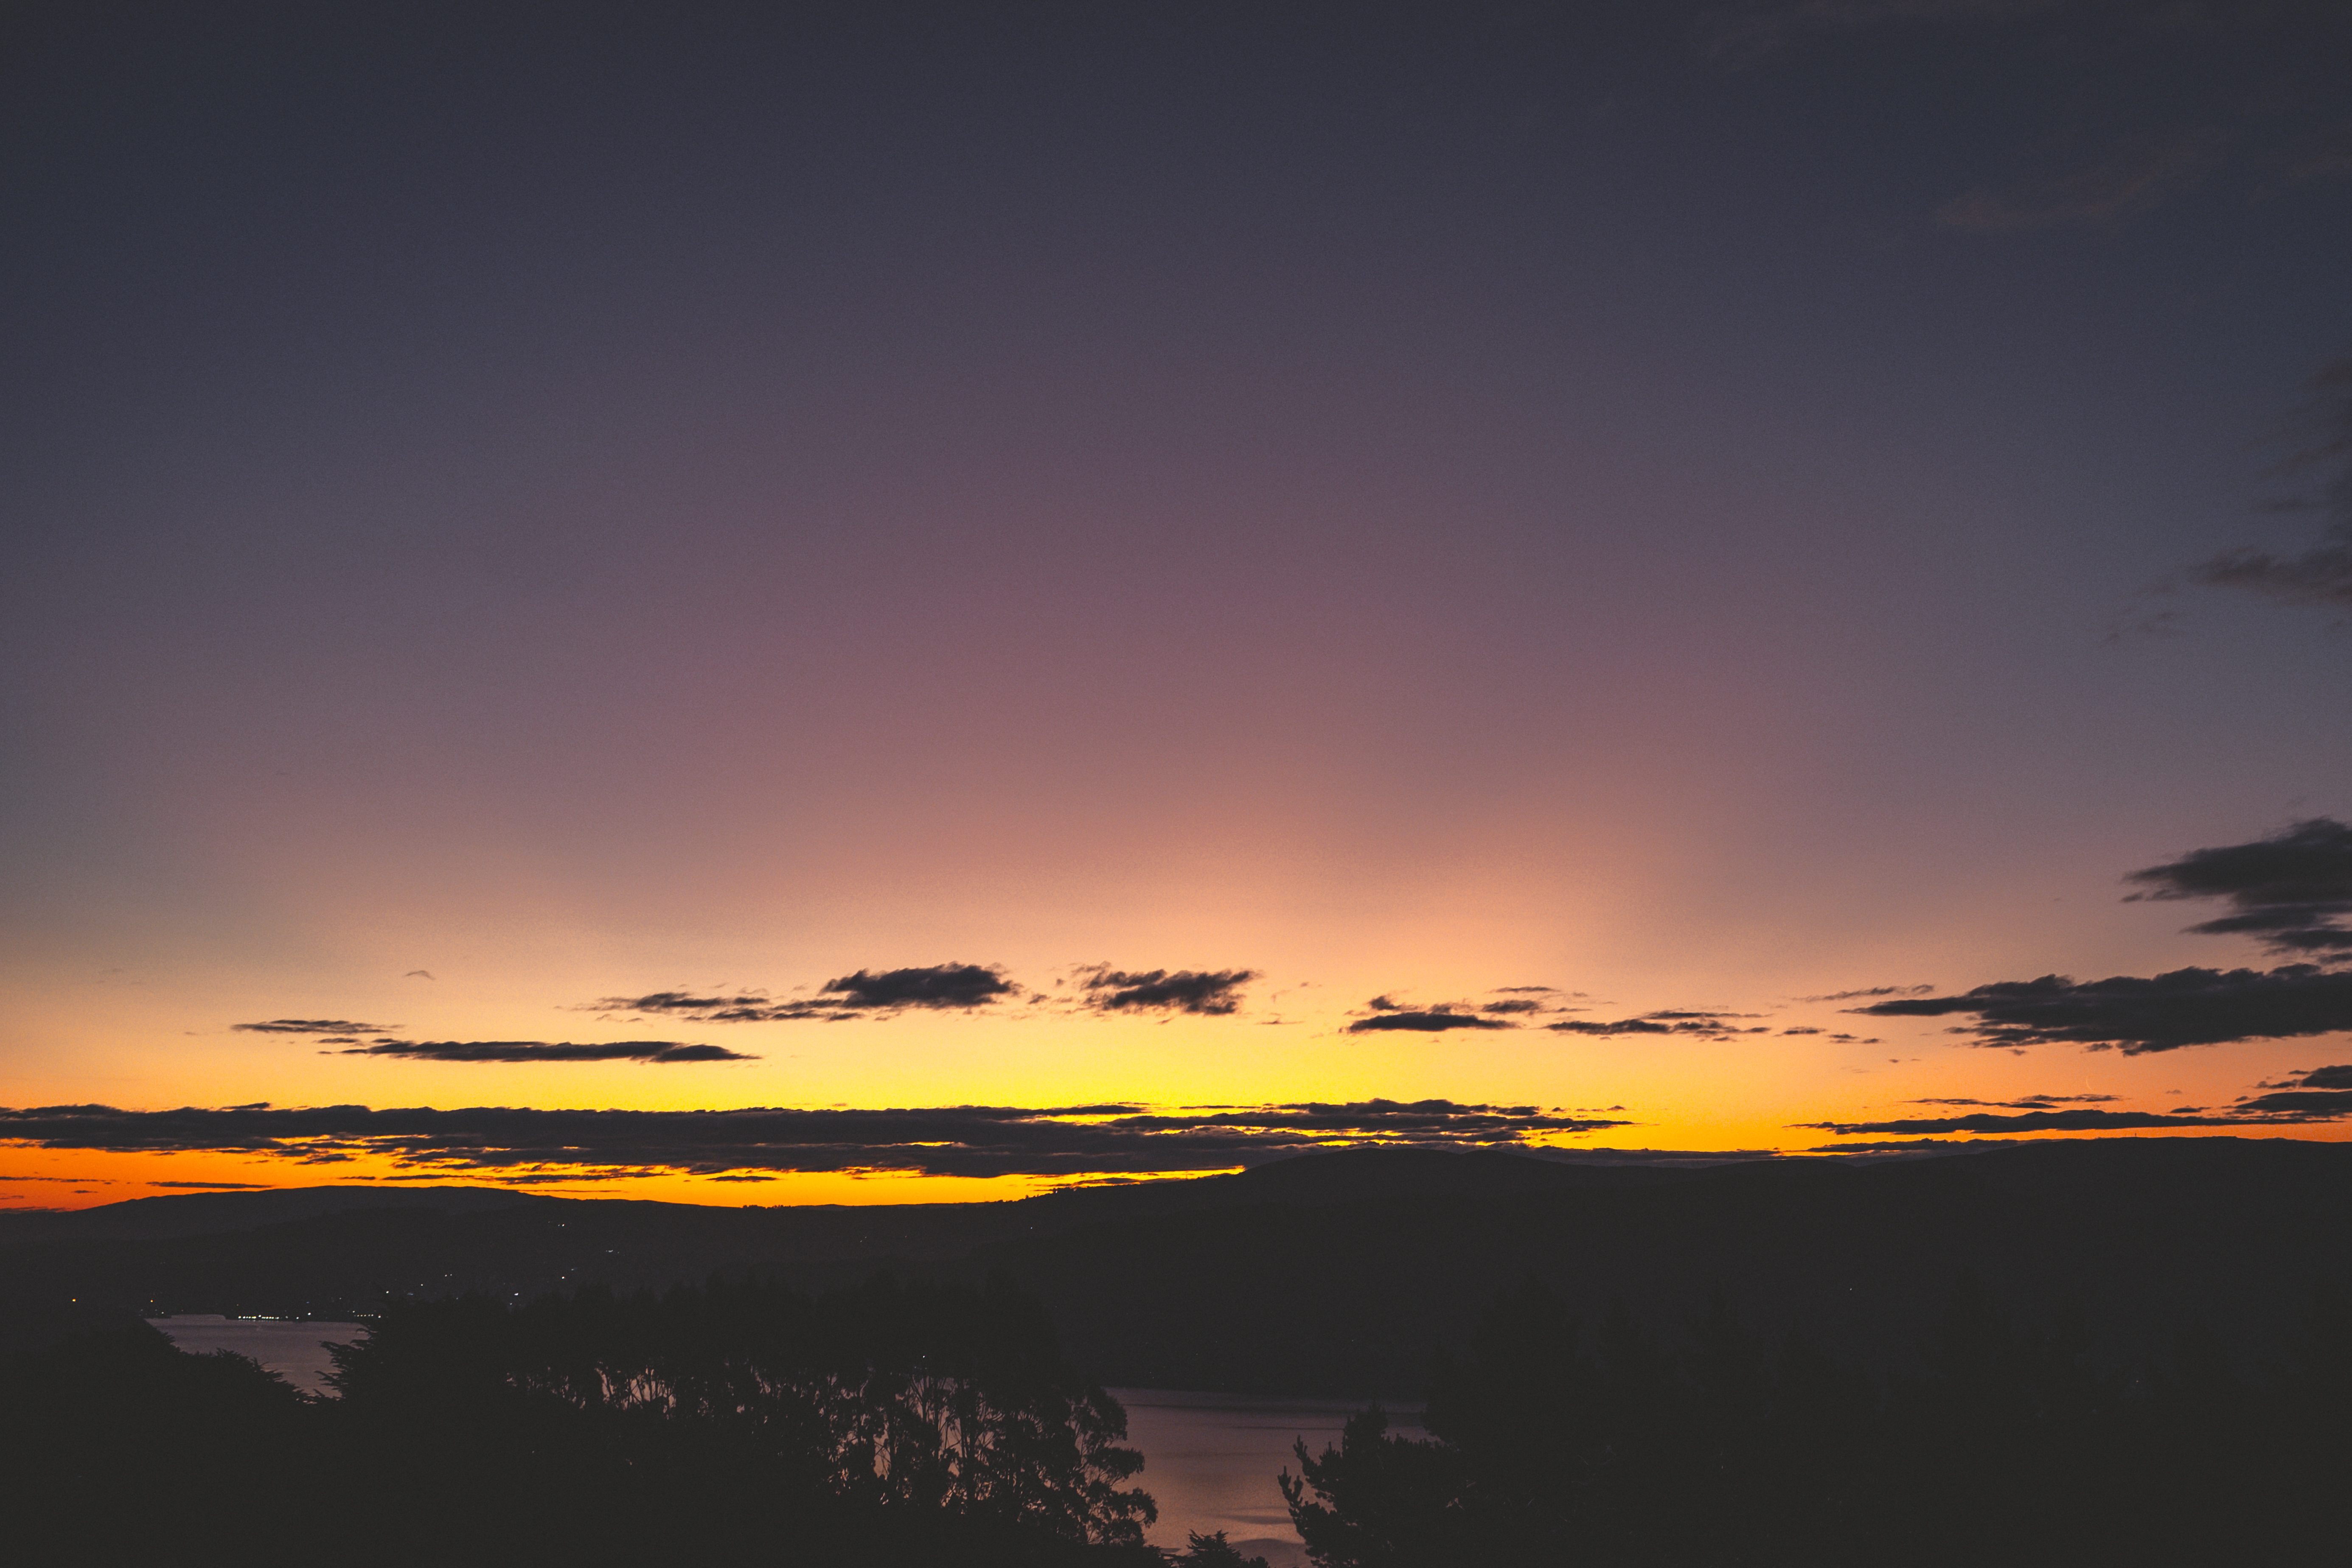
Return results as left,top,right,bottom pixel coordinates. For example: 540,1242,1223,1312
5,2,2350,1204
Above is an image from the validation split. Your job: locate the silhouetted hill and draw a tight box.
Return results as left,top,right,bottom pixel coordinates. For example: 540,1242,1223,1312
0,1183,547,1245
0,1295,163,1359
970,1138,2352,1391
1217,1145,1696,1202
6,1140,2346,1394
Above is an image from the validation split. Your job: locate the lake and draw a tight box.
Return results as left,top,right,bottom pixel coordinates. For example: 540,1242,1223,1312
146,1318,1412,1565
1109,1387,1424,1565
149,1314,362,1394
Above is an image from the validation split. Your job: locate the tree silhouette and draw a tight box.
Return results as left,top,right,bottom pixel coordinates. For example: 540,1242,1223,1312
1279,1273,2352,1568
324,1271,1156,1559
1175,1530,1272,1567
4,1276,1159,1568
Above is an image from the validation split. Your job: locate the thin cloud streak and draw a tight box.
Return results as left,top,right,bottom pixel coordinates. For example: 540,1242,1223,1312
1800,1103,2345,1134
336,1041,755,1064
1935,130,2225,232
2192,359,2352,610
1547,1010,1771,1040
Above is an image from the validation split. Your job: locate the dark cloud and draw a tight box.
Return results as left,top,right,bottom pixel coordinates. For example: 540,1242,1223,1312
149,1180,271,1189
2192,359,2352,610
2232,1063,2352,1116
337,1040,756,1064
2124,817,2352,957
0,1100,1632,1181
232,1019,397,1035
1853,964,2352,1052
1344,991,1583,1031
821,964,1013,1010
591,964,1018,1024
1547,1010,1769,1041
1075,967,1257,1015
1911,1094,2120,1108
1347,1005,1516,1033
1799,1101,2343,1134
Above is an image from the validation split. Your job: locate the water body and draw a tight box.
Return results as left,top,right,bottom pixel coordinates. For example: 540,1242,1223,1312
149,1315,365,1394
144,1321,1399,1564
1110,1388,1422,1566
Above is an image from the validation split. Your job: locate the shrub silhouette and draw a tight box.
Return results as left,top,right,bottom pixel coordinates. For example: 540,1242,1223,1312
1280,1273,2352,1568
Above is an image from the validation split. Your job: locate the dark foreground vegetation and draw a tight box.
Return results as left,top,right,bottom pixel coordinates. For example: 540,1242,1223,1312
10,1272,2349,1568
6,1141,2352,1565
0,1276,1162,1568
1283,1276,2352,1568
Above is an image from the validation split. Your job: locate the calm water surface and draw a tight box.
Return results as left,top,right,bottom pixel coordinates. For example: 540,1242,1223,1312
145,1321,1403,1564
1110,1388,1423,1565
149,1315,365,1393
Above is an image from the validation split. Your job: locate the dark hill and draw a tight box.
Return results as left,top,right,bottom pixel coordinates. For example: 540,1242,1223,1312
6,1139,2346,1395
1216,1144,1698,1201
0,1184,548,1245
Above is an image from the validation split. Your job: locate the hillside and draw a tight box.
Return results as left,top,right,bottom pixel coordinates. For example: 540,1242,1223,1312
6,1140,2346,1394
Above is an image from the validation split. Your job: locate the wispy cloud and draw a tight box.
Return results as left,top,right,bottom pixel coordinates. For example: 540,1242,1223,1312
587,963,1017,1023
1935,129,2225,231
2192,359,2352,611
1547,1010,1771,1041
1805,1067,2352,1133
232,1018,398,1035
1798,1085,2350,1133
1800,985,1933,1002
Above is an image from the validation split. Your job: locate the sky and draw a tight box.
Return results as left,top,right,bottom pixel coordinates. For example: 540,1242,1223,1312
6,0,2352,1209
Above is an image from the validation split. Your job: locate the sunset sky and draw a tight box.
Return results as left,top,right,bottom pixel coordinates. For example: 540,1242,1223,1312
6,0,2351,1209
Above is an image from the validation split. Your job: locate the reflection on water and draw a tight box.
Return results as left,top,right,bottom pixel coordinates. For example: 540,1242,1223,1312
149,1315,367,1394
142,1327,1399,1563
1110,1388,1423,1565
